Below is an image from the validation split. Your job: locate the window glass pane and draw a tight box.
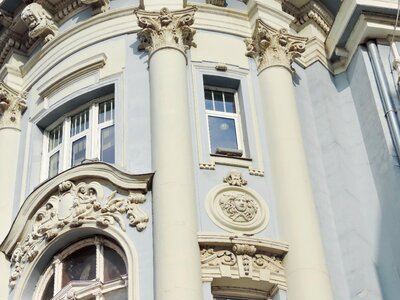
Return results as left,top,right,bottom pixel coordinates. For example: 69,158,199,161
99,100,114,124
204,89,213,110
208,116,238,153
71,137,86,166
101,126,115,163
104,246,127,282
70,109,89,136
213,91,224,112
41,274,54,300
49,152,59,178
224,92,236,113
62,246,96,287
48,124,63,151
103,288,128,300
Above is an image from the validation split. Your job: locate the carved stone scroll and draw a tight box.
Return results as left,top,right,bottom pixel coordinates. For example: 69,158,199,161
0,82,27,129
21,3,58,44
245,19,307,72
9,180,149,287
135,7,197,56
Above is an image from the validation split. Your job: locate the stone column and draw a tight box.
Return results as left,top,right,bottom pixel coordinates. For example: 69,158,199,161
0,83,26,242
245,20,333,300
135,8,202,300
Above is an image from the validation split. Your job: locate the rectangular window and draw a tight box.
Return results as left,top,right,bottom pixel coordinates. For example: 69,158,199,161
204,86,244,157
43,97,115,179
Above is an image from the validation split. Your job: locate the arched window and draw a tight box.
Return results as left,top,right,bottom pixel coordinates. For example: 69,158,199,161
35,237,127,300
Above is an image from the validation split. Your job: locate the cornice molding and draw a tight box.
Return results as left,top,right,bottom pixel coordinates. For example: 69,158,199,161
135,7,197,58
199,234,288,290
245,19,307,72
282,0,333,34
0,81,26,129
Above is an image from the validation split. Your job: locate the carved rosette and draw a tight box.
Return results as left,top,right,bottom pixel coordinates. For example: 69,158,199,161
0,82,27,129
135,7,197,57
245,19,307,72
21,3,58,44
9,180,149,287
206,171,269,234
200,243,284,281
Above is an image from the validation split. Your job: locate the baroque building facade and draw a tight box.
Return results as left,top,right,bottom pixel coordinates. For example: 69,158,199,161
0,0,399,299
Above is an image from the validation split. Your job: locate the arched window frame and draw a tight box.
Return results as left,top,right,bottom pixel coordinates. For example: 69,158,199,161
34,236,128,300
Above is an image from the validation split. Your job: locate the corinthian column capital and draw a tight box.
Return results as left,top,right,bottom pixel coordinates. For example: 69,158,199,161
134,7,197,57
245,19,307,73
0,82,27,129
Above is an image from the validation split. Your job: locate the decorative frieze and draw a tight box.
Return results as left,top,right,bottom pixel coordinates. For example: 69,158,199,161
245,19,307,72
200,243,284,282
21,3,58,44
135,7,197,57
0,82,27,129
206,171,269,234
9,180,149,287
282,0,333,34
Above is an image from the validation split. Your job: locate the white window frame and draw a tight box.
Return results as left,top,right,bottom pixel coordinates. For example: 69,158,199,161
34,237,128,300
41,95,115,180
204,85,245,156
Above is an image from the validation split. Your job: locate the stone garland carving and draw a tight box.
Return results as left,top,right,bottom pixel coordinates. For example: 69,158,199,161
81,0,110,15
245,19,307,72
21,3,58,44
9,180,148,287
201,244,284,278
135,7,197,56
0,82,27,129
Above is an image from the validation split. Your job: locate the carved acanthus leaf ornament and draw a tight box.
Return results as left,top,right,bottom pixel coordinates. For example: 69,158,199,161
21,3,58,43
223,170,247,187
9,180,148,287
245,19,307,72
0,82,27,129
135,7,197,56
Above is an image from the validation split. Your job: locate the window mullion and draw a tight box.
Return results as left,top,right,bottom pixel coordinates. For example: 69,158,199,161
91,104,99,159
64,118,71,170
95,236,104,283
53,256,62,296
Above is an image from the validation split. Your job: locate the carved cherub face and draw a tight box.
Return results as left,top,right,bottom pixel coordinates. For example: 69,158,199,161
234,195,248,212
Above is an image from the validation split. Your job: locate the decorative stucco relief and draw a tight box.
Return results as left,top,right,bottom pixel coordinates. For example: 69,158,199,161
9,180,148,287
21,3,58,44
135,7,197,56
206,171,269,234
200,243,284,282
0,82,27,129
245,19,307,72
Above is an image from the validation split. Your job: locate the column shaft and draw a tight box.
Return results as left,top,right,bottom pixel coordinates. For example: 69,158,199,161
259,66,333,300
149,48,203,300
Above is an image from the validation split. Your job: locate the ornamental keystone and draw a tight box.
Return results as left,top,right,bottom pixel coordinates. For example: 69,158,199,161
245,19,307,72
135,7,197,57
0,82,27,129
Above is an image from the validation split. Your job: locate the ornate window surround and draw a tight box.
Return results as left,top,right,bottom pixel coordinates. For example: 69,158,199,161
190,62,265,176
0,162,153,300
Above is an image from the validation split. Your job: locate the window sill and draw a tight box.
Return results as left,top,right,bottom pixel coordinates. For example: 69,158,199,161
210,153,252,167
